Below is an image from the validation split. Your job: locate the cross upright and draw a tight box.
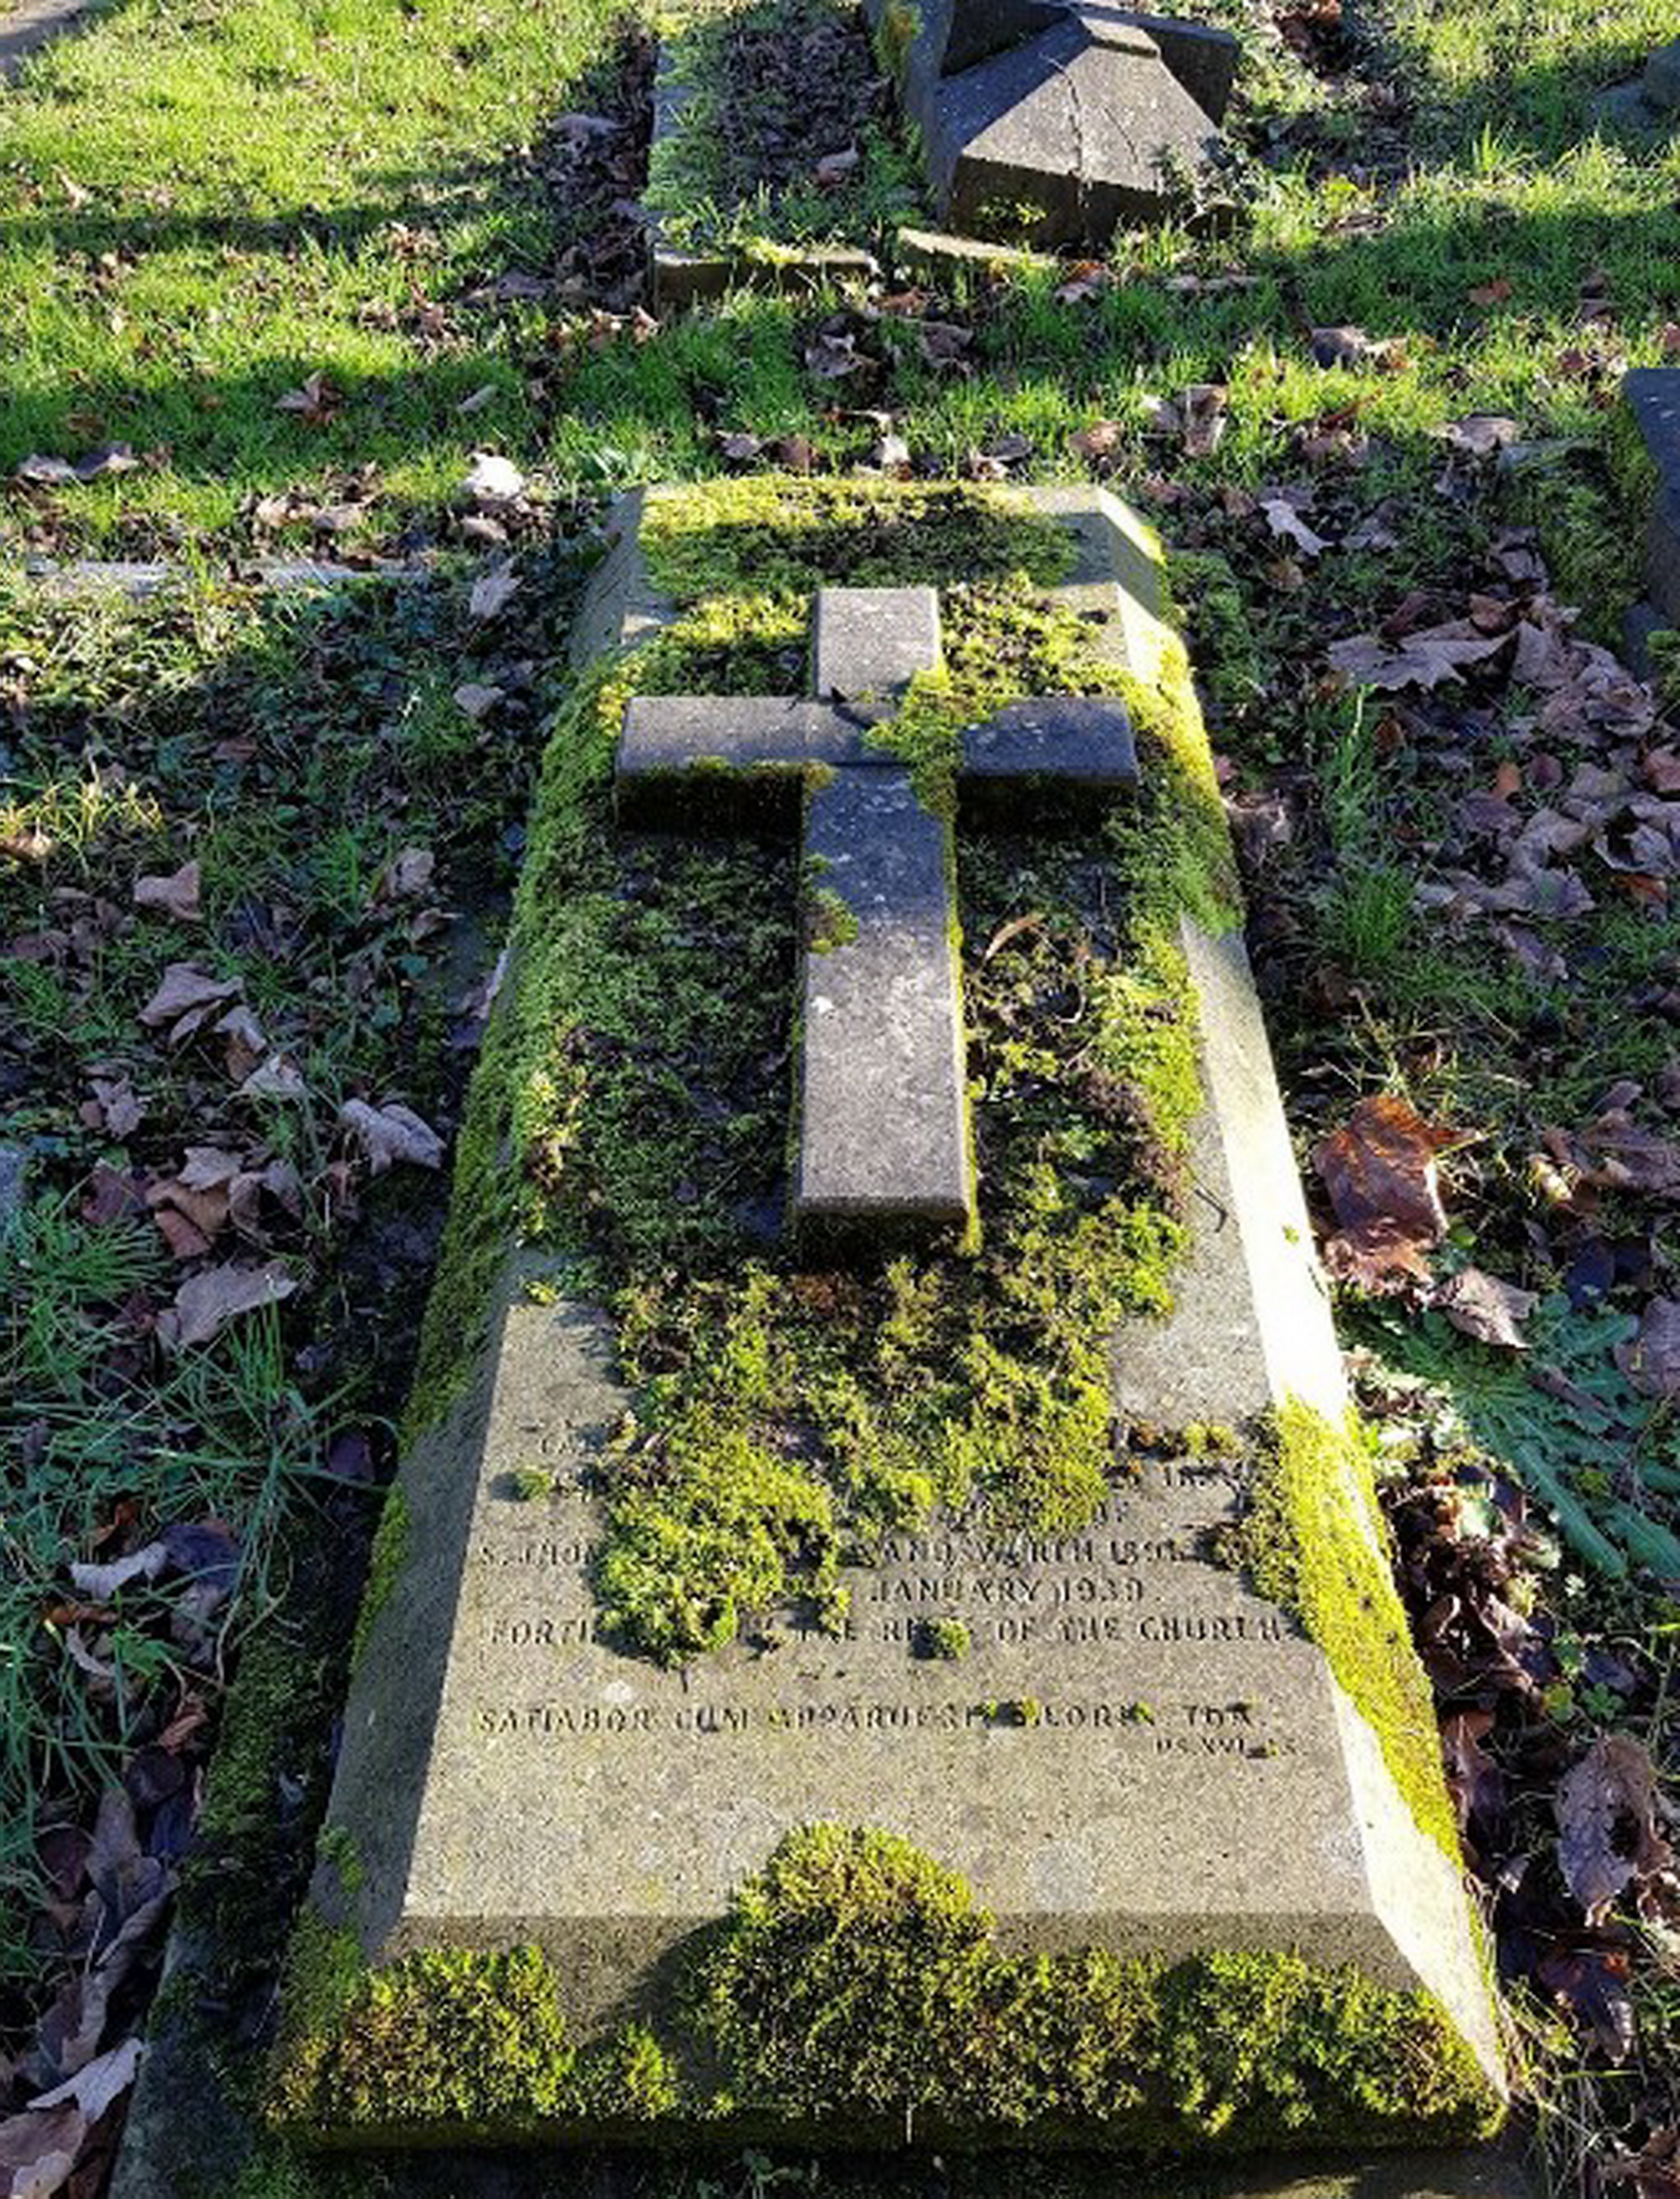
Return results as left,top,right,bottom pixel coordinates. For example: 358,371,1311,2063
615,587,1138,1247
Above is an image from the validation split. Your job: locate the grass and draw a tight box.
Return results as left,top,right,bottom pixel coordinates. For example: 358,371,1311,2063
0,560,569,1992
2,0,1678,555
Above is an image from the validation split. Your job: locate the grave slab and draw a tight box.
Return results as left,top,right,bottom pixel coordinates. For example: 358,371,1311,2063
291,482,1504,2156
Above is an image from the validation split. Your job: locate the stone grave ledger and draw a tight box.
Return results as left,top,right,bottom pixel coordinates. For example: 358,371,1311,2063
866,0,1240,246
299,484,1503,2151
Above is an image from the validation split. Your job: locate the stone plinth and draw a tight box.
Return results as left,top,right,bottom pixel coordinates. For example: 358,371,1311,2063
869,0,1238,246
300,484,1502,2154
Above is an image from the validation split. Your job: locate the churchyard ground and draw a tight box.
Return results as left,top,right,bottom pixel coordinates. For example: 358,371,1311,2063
1,0,1678,2189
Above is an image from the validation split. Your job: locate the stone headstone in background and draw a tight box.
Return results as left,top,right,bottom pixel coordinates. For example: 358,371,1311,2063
1593,36,1680,136
1621,367,1680,672
294,481,1503,2154
868,0,1239,246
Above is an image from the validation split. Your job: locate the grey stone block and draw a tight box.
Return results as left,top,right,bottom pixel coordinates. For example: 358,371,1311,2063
930,20,1224,245
961,693,1139,795
895,222,1054,279
812,583,942,704
1102,5,1239,119
1624,597,1665,678
871,0,1231,246
616,695,873,812
1643,35,1680,113
795,767,973,1238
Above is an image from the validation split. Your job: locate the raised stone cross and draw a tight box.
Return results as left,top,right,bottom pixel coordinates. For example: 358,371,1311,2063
616,587,1136,1245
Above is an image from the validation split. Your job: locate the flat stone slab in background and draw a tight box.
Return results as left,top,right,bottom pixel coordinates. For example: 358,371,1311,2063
310,484,1502,2141
1,0,100,78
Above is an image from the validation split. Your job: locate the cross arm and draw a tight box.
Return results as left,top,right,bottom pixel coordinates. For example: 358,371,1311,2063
615,696,876,824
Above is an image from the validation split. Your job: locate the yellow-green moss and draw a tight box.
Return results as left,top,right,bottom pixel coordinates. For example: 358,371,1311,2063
805,881,859,952
272,1827,1499,2149
640,478,1074,600
703,1827,1498,2144
270,1916,681,2141
394,491,1238,1663
875,0,919,78
1219,1401,1461,1856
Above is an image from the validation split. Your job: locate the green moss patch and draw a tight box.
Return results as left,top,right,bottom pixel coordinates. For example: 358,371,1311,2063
639,477,1075,599
406,485,1241,1662
1217,1401,1460,1857
273,1825,1500,2149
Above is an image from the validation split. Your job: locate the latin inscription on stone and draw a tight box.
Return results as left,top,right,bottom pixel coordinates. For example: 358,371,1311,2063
446,1457,1311,1835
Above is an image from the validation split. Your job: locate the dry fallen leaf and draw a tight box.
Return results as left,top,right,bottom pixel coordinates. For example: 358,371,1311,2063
469,562,520,620
275,371,341,424
453,682,503,722
340,1097,444,1174
1070,419,1123,464
82,1076,144,1138
1314,1092,1452,1287
462,451,525,504
1556,1733,1673,1922
236,1055,308,1101
1616,1298,1680,1399
1326,621,1509,692
382,846,435,900
137,964,242,1042
1435,412,1521,456
1260,498,1331,558
159,1261,297,1349
69,1544,168,1600
1438,1266,1537,1350
132,859,201,922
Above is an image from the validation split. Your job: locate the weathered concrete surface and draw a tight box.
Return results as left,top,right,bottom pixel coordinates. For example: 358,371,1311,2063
303,488,1502,2141
812,581,942,705
962,693,1138,794
1593,35,1680,133
615,584,971,1239
17,556,385,597
1,0,101,78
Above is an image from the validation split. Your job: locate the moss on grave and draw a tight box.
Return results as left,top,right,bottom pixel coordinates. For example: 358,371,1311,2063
1649,625,1680,706
1216,1400,1461,1857
270,1826,1500,2149
640,478,1074,599
874,0,920,78
395,484,1244,1664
